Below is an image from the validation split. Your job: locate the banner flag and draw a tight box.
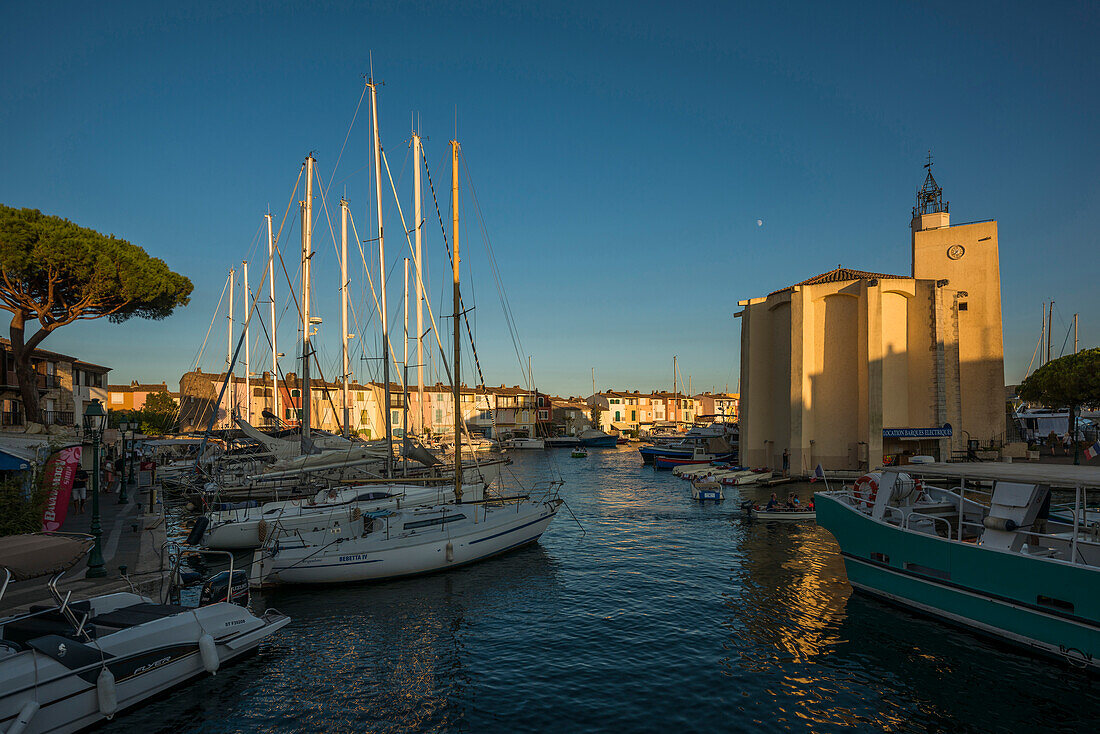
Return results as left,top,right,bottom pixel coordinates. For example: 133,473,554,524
41,444,82,533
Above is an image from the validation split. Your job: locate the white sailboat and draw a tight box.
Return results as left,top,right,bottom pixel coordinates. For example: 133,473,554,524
247,91,560,587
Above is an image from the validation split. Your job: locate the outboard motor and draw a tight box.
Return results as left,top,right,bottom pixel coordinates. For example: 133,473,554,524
199,569,250,607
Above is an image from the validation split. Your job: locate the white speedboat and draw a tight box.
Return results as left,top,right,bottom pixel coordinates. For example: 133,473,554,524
196,482,484,550
0,534,289,734
691,481,724,502
249,494,562,586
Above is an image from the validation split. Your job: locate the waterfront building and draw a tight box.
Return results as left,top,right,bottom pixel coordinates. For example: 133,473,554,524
107,381,178,411
693,391,739,422
0,338,110,429
736,164,1005,473
550,398,593,435
587,390,697,433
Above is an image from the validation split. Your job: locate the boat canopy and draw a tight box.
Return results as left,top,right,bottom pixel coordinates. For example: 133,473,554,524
885,462,1100,490
0,533,93,581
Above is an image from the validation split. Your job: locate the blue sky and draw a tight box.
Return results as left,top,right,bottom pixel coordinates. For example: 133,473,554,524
2,1,1097,397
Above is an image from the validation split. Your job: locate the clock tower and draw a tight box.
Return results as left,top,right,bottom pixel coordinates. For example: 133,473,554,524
910,154,1005,449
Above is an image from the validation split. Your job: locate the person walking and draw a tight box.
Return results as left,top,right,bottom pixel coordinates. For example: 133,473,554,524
72,468,88,514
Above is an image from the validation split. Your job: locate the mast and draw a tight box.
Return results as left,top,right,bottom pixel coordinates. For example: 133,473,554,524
243,260,250,424
1074,313,1079,354
1040,305,1047,367
413,130,425,436
673,355,678,425
340,198,350,439
266,212,279,425
452,138,463,503
403,257,409,475
368,77,393,476
301,154,314,450
1048,301,1054,363
227,267,235,427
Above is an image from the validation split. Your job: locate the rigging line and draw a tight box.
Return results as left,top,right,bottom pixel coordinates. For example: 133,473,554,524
372,149,478,450
461,151,529,389
418,150,489,389
193,273,231,369
1059,321,1073,358
347,210,404,379
1024,326,1043,378
322,81,369,202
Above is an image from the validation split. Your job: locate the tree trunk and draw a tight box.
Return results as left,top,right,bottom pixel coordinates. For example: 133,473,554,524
9,311,42,425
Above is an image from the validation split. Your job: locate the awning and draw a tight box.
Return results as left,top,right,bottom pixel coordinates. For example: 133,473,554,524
0,450,31,472
611,422,635,430
0,534,93,581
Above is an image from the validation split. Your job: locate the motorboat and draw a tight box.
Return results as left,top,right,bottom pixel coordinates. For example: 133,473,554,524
816,462,1100,671
0,534,289,734
641,433,735,465
503,437,546,450
249,492,562,587
750,507,816,521
571,447,588,458
691,481,724,502
654,448,736,470
195,481,483,550
546,436,582,448
577,428,618,448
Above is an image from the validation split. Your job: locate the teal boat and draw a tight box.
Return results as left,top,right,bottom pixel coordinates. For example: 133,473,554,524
816,462,1100,672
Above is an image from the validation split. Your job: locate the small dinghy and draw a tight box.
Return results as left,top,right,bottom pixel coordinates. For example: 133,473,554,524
571,447,588,458
749,507,816,521
691,481,724,502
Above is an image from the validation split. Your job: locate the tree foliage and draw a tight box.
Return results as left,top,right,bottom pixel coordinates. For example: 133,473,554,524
0,205,193,421
1018,349,1100,410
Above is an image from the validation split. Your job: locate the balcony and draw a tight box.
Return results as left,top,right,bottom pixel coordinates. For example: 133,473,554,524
42,410,74,426
37,374,61,390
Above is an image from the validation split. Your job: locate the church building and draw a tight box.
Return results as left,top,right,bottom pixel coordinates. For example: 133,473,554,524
736,162,1005,473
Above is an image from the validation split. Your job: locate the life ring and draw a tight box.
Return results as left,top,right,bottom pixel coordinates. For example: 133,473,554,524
854,474,879,508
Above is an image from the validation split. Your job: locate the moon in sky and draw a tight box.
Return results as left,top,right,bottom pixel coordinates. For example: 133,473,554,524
756,219,763,227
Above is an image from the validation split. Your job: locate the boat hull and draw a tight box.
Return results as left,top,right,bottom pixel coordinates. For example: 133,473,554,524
253,501,560,586
580,436,618,448
817,492,1100,671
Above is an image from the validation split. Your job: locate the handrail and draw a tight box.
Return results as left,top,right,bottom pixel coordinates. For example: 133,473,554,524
904,510,953,537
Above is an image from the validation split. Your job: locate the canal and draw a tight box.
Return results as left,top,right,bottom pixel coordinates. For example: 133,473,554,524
112,447,1100,732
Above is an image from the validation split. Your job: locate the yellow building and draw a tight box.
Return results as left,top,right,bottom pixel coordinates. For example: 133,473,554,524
736,163,1005,473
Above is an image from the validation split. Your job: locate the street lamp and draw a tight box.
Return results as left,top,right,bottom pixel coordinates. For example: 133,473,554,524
83,399,108,578
117,421,134,504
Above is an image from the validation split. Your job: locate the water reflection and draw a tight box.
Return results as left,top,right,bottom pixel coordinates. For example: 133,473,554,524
105,449,1100,733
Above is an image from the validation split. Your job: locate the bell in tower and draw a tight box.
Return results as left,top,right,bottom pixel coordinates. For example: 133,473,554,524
912,152,950,232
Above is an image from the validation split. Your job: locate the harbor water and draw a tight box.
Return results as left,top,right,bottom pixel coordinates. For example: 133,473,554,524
113,448,1100,732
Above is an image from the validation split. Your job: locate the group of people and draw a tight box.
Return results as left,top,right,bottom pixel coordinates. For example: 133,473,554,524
762,492,814,512
69,449,136,515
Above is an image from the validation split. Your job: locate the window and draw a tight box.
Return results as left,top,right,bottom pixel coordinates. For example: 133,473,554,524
435,409,443,423
614,411,621,421
630,410,636,421
538,409,549,421
290,389,300,398
110,393,124,404
391,410,400,426
403,513,467,530
284,408,293,419
958,302,968,311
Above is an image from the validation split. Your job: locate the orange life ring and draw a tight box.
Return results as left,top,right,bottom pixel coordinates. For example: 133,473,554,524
855,474,878,507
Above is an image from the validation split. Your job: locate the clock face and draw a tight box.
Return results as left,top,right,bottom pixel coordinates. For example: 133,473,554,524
947,244,965,260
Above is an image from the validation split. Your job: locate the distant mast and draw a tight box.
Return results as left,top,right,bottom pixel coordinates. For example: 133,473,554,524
266,212,279,425
412,129,426,436
243,260,250,423
301,154,315,450
368,76,393,476
452,138,463,504
227,267,235,426
340,197,351,439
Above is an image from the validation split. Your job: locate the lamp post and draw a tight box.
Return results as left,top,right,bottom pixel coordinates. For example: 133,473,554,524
83,399,108,578
117,421,133,504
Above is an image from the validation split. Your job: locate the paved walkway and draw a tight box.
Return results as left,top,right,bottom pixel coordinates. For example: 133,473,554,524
0,479,168,614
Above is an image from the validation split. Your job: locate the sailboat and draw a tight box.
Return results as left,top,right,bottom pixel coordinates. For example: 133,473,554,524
248,88,560,587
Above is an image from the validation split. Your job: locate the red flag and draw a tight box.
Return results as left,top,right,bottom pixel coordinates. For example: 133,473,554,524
41,445,82,532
